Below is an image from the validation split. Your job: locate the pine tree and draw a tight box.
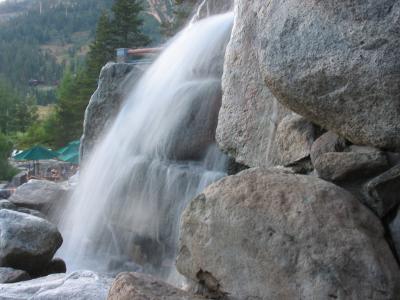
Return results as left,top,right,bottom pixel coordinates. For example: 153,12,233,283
111,0,150,48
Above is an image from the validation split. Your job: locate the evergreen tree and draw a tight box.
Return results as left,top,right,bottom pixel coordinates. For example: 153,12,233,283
111,0,150,48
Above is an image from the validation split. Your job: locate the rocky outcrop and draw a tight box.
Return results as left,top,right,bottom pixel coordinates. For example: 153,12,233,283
240,0,400,150
81,63,146,161
8,179,67,216
0,271,113,300
0,268,30,284
0,210,62,274
107,272,206,300
216,0,290,167
177,168,400,299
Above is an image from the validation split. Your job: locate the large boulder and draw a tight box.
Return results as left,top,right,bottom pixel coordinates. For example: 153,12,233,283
8,179,67,216
0,210,62,273
240,0,400,150
177,168,400,299
81,62,146,161
0,271,113,300
216,0,291,168
107,272,206,300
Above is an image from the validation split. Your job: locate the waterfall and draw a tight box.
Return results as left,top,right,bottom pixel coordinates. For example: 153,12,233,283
58,12,234,283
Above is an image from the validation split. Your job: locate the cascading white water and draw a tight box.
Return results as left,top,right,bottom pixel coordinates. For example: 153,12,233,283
58,12,234,281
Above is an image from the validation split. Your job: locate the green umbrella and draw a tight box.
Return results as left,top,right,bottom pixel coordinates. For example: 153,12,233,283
13,145,59,177
58,152,79,165
14,145,59,161
56,141,80,156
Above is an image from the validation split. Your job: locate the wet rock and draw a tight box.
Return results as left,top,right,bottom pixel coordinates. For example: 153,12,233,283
310,131,347,165
8,179,67,215
252,0,400,149
31,258,67,278
274,114,315,167
0,210,62,273
0,199,47,220
0,199,17,210
363,164,400,217
216,0,291,168
81,63,146,161
107,272,206,300
0,268,30,284
314,150,389,182
177,168,400,299
0,271,113,300
167,79,222,161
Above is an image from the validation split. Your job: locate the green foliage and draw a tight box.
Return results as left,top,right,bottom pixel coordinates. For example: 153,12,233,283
0,77,37,135
0,133,18,181
111,0,150,48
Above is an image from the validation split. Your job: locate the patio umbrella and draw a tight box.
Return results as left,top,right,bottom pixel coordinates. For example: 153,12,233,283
13,145,59,176
56,140,80,156
58,152,79,165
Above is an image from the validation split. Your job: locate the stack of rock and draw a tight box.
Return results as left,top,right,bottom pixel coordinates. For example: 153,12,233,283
110,0,400,299
0,180,67,284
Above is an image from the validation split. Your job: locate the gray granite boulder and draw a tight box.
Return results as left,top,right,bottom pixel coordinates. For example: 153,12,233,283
107,272,206,300
81,62,146,161
0,210,62,273
216,0,290,167
0,271,113,300
177,168,400,299
8,179,67,216
251,0,400,150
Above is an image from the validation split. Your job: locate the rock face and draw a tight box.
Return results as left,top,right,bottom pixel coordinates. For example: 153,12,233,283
0,271,113,300
216,0,291,168
0,268,30,284
81,62,146,161
177,168,400,299
8,179,67,216
0,210,62,273
243,0,400,150
107,272,206,300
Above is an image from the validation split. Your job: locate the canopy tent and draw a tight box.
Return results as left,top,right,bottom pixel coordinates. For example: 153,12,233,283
13,145,59,176
58,152,79,165
57,140,80,165
56,140,80,156
13,145,59,161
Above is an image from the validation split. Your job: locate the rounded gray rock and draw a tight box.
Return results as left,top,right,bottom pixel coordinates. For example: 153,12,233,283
0,209,63,273
177,168,400,299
